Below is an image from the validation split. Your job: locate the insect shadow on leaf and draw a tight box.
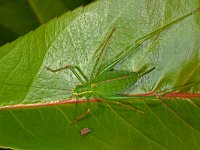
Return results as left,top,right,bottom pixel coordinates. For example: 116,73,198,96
45,8,200,125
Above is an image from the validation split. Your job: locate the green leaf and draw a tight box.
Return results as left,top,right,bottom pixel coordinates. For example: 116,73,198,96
0,0,200,149
0,0,92,46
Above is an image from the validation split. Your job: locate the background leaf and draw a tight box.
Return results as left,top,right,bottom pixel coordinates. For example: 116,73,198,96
0,0,93,46
0,0,200,149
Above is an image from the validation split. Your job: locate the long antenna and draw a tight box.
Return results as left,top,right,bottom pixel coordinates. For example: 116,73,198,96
98,7,200,75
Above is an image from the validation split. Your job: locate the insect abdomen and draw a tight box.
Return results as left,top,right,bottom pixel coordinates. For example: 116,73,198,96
91,71,138,97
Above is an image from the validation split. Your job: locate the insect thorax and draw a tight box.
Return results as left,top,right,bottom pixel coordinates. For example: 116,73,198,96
73,83,92,99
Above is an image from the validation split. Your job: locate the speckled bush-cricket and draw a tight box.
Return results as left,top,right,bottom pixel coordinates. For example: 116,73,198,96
46,8,200,124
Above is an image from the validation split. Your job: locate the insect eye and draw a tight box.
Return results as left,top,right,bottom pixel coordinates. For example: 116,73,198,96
76,84,82,87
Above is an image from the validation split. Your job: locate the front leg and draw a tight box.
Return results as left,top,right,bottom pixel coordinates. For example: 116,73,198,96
72,108,91,125
45,65,88,84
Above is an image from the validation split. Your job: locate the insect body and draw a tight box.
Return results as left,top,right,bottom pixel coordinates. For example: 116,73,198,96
46,8,200,124
80,128,92,136
74,71,138,99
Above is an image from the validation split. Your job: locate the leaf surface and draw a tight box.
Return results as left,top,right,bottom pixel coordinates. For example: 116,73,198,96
0,0,200,149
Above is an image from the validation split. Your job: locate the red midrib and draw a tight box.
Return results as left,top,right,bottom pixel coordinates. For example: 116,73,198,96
0,92,199,110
